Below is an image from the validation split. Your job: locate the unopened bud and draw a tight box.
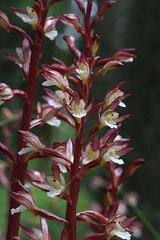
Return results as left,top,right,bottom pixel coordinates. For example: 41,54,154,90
91,35,100,57
0,83,14,105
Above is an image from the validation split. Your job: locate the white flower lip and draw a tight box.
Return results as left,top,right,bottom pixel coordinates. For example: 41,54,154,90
18,144,35,155
11,205,26,215
47,189,62,198
109,156,124,165
111,229,131,240
46,116,61,127
42,80,56,86
105,120,117,129
71,110,87,119
45,29,58,41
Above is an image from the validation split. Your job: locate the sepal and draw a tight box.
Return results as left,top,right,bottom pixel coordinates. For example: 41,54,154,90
113,48,136,62
63,35,81,58
35,207,67,223
18,131,44,155
0,142,15,161
119,159,145,184
76,210,107,224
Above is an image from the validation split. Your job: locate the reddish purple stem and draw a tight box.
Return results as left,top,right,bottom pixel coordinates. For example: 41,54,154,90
6,2,48,239
65,121,84,240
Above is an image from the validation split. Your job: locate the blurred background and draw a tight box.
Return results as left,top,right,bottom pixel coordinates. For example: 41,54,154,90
0,0,160,239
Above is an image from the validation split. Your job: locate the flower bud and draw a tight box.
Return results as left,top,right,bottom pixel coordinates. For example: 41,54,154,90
0,11,11,32
91,35,100,57
102,60,124,76
113,48,136,63
75,57,90,85
61,14,81,32
63,35,81,58
0,83,14,105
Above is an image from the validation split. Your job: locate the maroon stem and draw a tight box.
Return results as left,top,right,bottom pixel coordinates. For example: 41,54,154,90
65,121,84,240
85,0,93,57
64,3,94,234
110,162,117,206
6,2,48,239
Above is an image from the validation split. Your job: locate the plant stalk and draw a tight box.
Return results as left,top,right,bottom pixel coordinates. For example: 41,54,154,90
65,121,84,240
6,3,48,239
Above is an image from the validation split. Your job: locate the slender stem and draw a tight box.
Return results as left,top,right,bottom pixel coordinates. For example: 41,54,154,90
85,0,93,57
64,2,94,235
65,121,84,240
6,3,48,239
109,162,117,206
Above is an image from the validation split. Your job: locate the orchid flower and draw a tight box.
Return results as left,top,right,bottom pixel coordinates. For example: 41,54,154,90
77,206,135,240
75,55,91,84
44,17,58,41
52,139,74,173
82,137,100,165
42,69,68,91
10,187,36,215
100,109,129,129
39,104,61,127
112,48,136,63
5,39,31,79
25,169,45,188
5,39,30,68
10,181,67,223
32,164,65,198
100,112,119,129
18,131,44,155
70,98,87,120
101,146,124,165
44,89,68,108
12,7,38,29
103,82,127,109
68,92,92,123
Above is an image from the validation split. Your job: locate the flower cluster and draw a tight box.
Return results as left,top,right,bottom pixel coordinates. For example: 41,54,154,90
0,0,145,240
77,205,136,240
